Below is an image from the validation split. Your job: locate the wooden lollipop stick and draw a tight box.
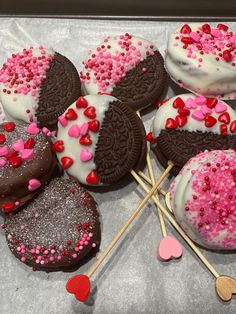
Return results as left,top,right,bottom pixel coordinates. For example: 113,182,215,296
86,163,173,279
131,171,220,279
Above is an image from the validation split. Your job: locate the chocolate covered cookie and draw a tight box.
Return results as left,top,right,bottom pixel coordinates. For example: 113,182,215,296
151,93,236,175
0,121,56,213
0,46,81,130
81,33,167,111
4,178,100,271
55,95,146,185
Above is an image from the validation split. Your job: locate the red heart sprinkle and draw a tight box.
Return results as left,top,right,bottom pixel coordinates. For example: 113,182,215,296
53,140,64,153
180,24,192,34
207,98,218,109
76,96,88,109
2,122,15,132
230,120,236,133
9,156,22,168
0,133,6,144
65,109,78,120
181,37,194,45
223,50,232,62
146,132,156,144
6,150,18,159
172,97,185,109
177,108,190,116
66,274,90,302
2,202,15,213
79,135,92,146
218,112,230,124
175,115,187,127
220,124,228,137
217,23,229,32
61,156,74,169
88,120,100,133
86,171,99,184
205,116,217,128
24,138,35,149
202,23,211,34
165,118,178,129
84,106,96,119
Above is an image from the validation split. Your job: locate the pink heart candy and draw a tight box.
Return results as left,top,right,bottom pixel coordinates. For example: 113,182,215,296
12,140,24,152
191,110,205,121
195,96,207,105
211,28,223,38
158,236,183,261
79,123,89,136
21,149,34,161
68,125,80,138
80,148,93,162
28,178,41,191
0,146,8,156
230,35,236,45
215,102,227,113
27,123,40,135
190,31,200,42
185,98,197,109
0,158,6,167
42,127,52,137
201,105,212,116
58,115,68,127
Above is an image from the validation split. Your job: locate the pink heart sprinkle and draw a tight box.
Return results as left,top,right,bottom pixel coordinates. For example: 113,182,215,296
211,28,222,38
201,105,212,116
28,178,41,191
80,149,93,162
189,31,200,42
68,125,80,138
21,149,34,161
0,158,6,167
230,35,236,45
0,146,8,156
215,102,227,113
191,110,205,121
27,123,40,135
12,140,24,152
58,115,68,127
79,123,89,136
195,96,207,105
185,98,197,109
158,236,183,261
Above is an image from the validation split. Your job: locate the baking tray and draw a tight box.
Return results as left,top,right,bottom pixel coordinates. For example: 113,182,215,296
0,17,236,314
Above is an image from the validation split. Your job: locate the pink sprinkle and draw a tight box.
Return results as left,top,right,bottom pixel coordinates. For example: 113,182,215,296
21,257,26,262
72,254,78,259
190,32,200,42
57,256,62,261
58,115,68,127
0,158,7,167
92,243,96,248
49,256,55,262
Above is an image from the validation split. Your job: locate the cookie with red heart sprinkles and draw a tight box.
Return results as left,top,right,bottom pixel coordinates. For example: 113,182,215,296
151,93,236,175
55,95,146,185
4,177,100,271
0,122,57,213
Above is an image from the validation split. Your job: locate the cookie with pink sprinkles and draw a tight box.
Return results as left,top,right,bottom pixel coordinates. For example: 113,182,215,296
165,23,236,100
0,46,81,130
170,149,236,250
81,33,167,111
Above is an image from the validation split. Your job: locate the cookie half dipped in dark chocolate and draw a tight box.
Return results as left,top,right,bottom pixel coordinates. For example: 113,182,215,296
55,95,146,186
151,93,236,176
0,47,81,130
5,177,100,271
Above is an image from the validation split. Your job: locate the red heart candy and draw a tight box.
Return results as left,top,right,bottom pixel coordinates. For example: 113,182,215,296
53,140,64,153
202,23,211,34
180,24,192,34
24,138,35,149
66,275,90,302
165,118,178,129
9,156,22,168
230,120,236,133
6,150,18,159
177,108,190,116
175,115,187,127
220,124,228,137
207,98,218,109
181,37,194,45
65,109,78,120
84,106,96,119
88,120,100,133
2,202,15,213
205,116,217,128
2,122,15,132
146,132,156,144
76,96,88,109
79,135,92,146
172,97,185,109
217,23,229,32
86,171,99,184
223,50,232,62
0,134,6,144
61,156,73,169
218,112,230,124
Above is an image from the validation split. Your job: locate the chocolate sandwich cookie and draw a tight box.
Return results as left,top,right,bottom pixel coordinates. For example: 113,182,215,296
0,46,81,130
81,33,167,111
0,121,57,213
55,95,146,185
4,178,100,271
151,93,236,175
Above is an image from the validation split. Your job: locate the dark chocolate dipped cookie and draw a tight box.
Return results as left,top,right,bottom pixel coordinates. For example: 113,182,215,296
4,177,100,272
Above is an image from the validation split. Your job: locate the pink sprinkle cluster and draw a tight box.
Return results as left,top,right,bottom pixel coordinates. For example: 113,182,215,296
0,46,53,97
80,33,155,92
185,151,236,249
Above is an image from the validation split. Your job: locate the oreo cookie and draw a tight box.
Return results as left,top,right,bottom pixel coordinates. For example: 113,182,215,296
81,33,167,111
55,95,146,185
0,47,81,130
4,178,100,272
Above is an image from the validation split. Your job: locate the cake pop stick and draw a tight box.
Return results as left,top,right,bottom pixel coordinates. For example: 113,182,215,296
131,172,236,302
66,163,173,302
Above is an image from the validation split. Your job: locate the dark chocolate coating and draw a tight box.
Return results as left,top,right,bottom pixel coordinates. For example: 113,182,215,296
4,178,100,272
